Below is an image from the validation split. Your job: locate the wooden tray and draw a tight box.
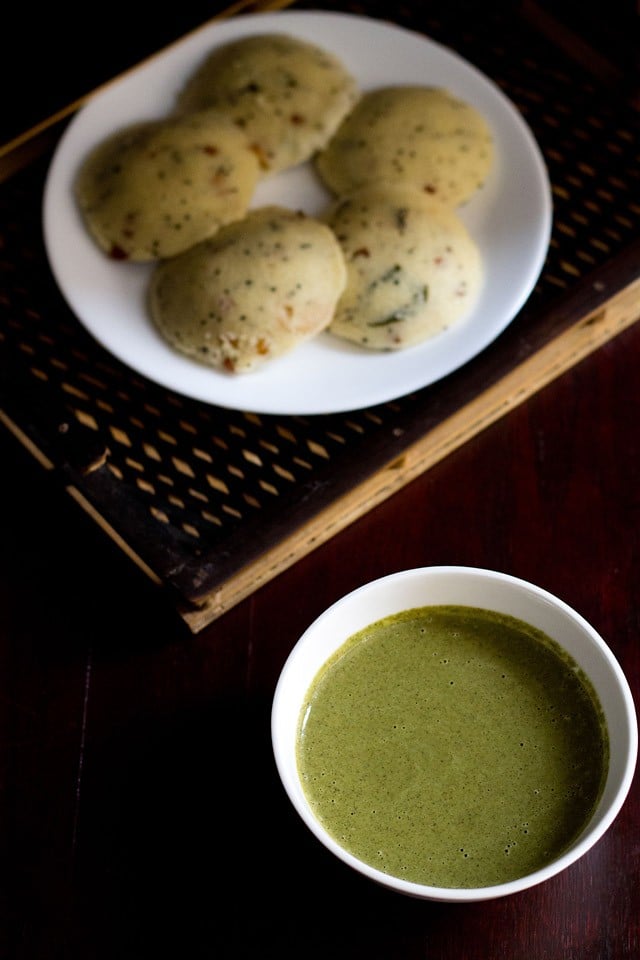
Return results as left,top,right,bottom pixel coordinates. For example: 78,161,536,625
1,0,639,631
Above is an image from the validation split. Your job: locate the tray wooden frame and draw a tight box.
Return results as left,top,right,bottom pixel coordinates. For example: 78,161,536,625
1,0,639,632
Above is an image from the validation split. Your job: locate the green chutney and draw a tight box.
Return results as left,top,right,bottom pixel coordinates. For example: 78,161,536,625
296,605,609,888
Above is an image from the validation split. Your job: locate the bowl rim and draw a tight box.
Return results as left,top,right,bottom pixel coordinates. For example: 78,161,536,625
271,564,638,901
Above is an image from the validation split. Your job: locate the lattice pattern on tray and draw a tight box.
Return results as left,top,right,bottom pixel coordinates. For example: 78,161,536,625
1,0,639,624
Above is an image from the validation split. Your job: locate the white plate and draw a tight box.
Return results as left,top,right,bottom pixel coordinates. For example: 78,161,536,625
43,10,552,416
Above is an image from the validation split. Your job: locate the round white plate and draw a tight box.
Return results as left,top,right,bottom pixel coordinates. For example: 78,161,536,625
43,10,552,416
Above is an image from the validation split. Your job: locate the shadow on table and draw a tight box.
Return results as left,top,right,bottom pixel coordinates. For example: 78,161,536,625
70,694,460,959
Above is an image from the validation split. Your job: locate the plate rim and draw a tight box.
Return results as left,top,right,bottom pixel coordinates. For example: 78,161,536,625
42,9,553,416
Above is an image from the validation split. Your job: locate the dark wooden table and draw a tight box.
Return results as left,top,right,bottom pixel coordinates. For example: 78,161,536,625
1,2,638,957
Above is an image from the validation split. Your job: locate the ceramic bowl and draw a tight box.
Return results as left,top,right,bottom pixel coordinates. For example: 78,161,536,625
271,566,637,902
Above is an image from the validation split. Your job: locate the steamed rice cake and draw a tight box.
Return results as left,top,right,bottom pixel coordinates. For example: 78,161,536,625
75,109,260,261
324,181,483,350
148,205,347,373
316,85,494,207
175,33,360,175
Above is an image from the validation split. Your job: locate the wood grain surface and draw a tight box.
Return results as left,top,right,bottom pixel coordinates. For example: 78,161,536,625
1,282,638,960
179,267,640,630
1,2,638,956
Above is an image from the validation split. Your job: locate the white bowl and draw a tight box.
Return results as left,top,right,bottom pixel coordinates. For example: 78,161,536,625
271,566,637,902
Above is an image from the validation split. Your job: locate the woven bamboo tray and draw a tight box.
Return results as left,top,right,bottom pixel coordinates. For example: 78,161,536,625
1,0,639,631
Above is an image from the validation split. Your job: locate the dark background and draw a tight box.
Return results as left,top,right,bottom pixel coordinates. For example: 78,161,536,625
2,1,638,145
